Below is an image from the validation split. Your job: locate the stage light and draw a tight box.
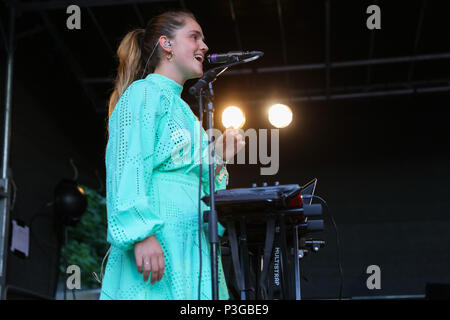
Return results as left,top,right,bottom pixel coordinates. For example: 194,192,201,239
54,179,87,226
222,106,245,129
268,103,292,128
77,186,85,195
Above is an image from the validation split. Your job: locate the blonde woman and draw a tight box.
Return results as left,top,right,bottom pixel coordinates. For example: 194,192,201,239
100,10,244,300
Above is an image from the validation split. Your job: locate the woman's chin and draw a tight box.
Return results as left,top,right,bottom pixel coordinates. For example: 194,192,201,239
185,64,204,80
196,65,204,76
190,70,203,79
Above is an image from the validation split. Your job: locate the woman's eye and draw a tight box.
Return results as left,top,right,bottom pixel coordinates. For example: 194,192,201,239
192,35,197,40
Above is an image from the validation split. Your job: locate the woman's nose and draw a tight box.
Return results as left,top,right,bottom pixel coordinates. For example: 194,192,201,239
201,41,208,53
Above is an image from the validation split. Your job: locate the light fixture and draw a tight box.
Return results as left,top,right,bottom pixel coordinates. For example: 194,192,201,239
268,103,292,128
54,179,87,226
222,106,245,129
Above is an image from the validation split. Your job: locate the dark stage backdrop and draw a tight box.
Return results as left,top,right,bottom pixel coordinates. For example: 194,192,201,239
0,63,102,299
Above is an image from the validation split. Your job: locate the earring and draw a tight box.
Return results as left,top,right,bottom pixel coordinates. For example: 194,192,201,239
166,52,173,61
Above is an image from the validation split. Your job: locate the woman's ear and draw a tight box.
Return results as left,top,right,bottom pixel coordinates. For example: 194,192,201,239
158,36,172,54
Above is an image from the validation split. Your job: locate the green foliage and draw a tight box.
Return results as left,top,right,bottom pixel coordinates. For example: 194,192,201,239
59,185,109,289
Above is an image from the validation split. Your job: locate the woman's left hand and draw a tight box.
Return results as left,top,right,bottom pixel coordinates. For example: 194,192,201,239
214,128,246,163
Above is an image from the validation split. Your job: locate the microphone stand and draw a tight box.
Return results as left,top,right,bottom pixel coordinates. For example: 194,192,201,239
189,54,262,300
203,82,220,300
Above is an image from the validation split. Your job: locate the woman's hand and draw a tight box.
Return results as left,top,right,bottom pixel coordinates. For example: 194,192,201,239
214,128,246,163
134,235,165,284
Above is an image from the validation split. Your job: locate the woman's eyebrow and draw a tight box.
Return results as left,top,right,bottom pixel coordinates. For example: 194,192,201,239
189,30,205,41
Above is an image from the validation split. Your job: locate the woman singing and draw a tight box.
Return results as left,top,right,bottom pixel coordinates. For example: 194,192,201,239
99,10,245,300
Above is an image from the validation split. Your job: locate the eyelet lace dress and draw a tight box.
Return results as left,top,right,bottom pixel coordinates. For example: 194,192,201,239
99,73,229,300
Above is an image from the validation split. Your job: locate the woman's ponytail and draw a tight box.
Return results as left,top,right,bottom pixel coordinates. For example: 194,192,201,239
107,28,145,118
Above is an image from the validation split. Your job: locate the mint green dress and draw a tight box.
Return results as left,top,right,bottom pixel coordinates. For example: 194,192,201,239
100,73,229,300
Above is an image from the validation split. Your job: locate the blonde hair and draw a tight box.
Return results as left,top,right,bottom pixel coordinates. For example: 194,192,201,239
107,29,144,118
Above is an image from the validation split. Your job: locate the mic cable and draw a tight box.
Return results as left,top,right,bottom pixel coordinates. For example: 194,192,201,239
307,194,344,300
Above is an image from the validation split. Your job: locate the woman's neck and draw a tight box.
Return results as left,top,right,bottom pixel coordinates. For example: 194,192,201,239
153,64,185,87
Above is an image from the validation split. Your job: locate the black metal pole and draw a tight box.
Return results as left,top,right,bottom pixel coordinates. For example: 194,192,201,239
293,225,301,299
325,0,330,101
0,2,15,300
204,83,219,300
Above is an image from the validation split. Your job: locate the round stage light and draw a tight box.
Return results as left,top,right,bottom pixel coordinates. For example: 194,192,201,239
268,103,292,128
222,106,245,129
54,179,88,226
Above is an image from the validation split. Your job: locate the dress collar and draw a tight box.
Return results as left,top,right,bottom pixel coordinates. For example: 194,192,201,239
145,73,183,97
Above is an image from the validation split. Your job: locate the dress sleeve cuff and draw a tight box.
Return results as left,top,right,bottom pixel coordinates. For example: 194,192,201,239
107,196,164,251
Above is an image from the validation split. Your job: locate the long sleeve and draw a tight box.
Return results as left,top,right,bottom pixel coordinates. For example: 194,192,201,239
105,81,167,251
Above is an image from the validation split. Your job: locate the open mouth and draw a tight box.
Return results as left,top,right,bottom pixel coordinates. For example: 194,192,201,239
194,55,204,63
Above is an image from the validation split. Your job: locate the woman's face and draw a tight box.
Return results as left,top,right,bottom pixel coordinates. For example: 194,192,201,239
171,18,209,81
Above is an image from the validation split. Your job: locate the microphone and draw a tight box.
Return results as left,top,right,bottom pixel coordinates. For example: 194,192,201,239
206,51,263,64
